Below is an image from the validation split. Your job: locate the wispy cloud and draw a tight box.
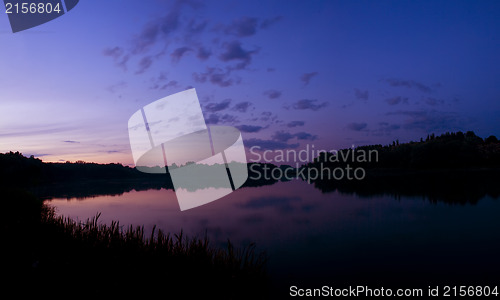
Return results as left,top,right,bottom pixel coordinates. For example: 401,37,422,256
224,17,259,37
106,81,128,93
103,0,202,73
102,46,123,60
300,72,318,86
346,122,368,131
205,113,238,125
196,46,211,60
232,101,253,113
423,97,444,106
263,89,282,99
219,40,259,69
260,111,277,122
384,78,438,93
244,138,299,150
294,132,317,141
286,121,305,128
203,99,232,112
237,125,265,133
354,88,369,101
291,99,328,111
135,56,153,74
272,130,317,142
272,130,294,142
223,16,282,37
387,110,467,132
260,16,282,29
193,67,237,87
170,46,192,62
371,122,401,136
385,96,409,105
0,124,77,138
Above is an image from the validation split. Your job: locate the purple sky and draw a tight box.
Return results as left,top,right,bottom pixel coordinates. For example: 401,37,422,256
1,0,499,165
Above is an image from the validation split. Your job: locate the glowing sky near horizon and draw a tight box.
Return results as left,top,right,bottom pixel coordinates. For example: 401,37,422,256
0,0,499,165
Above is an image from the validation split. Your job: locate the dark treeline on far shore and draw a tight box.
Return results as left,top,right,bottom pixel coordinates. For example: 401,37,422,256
1,130,499,203
0,152,163,186
0,152,284,198
304,131,500,204
309,130,500,169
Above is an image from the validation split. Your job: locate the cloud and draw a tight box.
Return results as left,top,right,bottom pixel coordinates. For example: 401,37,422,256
102,46,124,59
300,72,318,86
219,40,258,69
225,17,259,37
150,72,172,90
103,46,129,70
105,0,200,71
0,123,77,138
371,122,401,136
260,16,282,29
63,140,80,144
354,89,369,101
272,130,294,142
193,67,237,87
286,121,305,128
205,114,220,125
196,47,211,60
131,21,162,54
346,122,368,131
291,99,328,111
263,89,282,99
205,113,238,125
387,110,467,132
155,80,179,90
385,96,409,105
130,0,197,54
186,19,208,35
116,54,130,71
135,56,153,74
384,78,435,93
233,101,253,113
170,46,192,62
204,99,232,112
26,153,51,158
424,97,444,106
272,130,317,142
294,132,317,141
244,138,299,150
260,111,278,122
237,125,265,133
223,16,282,37
106,81,127,93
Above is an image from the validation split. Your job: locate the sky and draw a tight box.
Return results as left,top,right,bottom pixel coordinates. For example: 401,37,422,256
0,0,499,165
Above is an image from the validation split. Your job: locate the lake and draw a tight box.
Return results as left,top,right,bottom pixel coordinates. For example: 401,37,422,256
46,179,500,291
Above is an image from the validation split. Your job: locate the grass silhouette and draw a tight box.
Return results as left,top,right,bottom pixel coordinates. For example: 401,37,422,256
2,188,268,297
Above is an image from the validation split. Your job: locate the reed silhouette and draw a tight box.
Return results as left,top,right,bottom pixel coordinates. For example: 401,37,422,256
1,188,268,297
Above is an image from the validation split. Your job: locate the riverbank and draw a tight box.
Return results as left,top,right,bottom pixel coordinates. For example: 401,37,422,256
2,188,269,297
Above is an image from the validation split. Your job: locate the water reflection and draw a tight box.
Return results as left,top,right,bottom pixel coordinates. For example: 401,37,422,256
46,179,500,288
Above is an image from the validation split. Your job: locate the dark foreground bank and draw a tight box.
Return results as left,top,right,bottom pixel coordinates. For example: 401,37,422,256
1,188,269,298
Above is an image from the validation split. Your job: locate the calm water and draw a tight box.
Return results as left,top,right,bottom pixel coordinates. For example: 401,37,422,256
47,179,500,288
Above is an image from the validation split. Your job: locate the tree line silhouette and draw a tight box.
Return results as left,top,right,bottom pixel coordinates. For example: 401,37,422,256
1,131,499,203
304,131,500,204
309,131,500,169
